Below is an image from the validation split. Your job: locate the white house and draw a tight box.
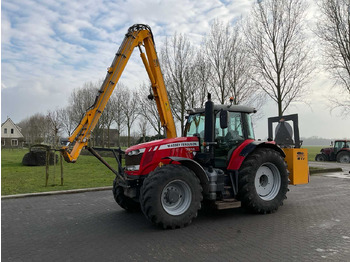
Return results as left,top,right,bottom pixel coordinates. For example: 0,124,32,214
1,118,24,148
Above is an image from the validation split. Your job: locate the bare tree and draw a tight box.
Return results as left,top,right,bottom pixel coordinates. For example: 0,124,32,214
138,118,148,143
46,109,64,147
122,87,140,147
244,0,314,116
161,33,197,136
68,81,99,125
68,81,103,146
99,94,116,148
193,51,212,108
112,83,127,147
58,107,75,137
317,0,350,115
204,20,235,104
18,113,50,145
139,83,163,135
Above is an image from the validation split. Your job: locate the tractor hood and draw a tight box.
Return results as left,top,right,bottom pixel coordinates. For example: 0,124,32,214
125,136,200,154
321,147,333,152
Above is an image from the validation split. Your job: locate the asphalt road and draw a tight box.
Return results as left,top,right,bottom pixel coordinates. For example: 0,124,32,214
2,174,350,262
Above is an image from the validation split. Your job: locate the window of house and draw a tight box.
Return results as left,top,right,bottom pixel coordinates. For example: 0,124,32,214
11,128,14,134
4,128,7,134
11,139,18,146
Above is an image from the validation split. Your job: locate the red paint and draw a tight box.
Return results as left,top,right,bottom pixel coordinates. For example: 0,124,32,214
125,137,200,177
226,139,255,170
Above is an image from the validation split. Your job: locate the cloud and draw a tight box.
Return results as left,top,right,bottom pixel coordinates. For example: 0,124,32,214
1,0,349,139
2,0,248,122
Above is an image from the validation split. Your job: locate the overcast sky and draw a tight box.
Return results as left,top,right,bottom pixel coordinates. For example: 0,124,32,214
1,0,349,140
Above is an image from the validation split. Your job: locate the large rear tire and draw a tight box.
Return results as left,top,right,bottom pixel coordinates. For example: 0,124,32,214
113,179,140,212
337,151,350,163
140,164,202,229
238,148,289,214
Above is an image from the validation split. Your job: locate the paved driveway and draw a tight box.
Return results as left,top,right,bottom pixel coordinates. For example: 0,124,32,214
309,161,350,172
2,175,350,262
309,161,350,179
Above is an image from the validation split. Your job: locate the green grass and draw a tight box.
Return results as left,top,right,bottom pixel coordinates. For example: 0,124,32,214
1,149,120,195
304,146,323,161
1,146,325,196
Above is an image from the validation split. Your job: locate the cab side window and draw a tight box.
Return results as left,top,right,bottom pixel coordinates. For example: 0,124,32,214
214,112,244,168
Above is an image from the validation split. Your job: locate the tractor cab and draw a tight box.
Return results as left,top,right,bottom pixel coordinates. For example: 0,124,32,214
184,102,256,168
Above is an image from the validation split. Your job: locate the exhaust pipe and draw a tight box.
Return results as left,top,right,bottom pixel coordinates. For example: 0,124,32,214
204,93,215,163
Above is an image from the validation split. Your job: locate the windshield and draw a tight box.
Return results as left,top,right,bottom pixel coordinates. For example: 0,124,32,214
184,113,205,140
185,112,255,140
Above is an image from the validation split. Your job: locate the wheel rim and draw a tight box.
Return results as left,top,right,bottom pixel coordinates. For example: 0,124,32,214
161,180,192,216
254,163,281,201
340,154,350,163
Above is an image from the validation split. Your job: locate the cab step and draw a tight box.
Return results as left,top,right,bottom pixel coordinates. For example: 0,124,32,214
215,199,241,210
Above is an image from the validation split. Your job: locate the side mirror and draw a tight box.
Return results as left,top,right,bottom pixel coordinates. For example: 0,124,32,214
220,109,228,129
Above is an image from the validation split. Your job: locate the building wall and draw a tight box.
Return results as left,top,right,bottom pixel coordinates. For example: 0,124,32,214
1,137,25,148
1,118,25,148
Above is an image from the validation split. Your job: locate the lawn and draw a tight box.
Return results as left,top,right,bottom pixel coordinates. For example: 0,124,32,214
304,146,323,161
1,149,120,195
1,146,323,196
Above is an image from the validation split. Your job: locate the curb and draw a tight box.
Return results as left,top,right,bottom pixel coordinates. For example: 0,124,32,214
1,186,113,200
309,168,343,175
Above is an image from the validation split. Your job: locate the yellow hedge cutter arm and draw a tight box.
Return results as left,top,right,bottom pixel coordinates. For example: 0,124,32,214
61,24,176,163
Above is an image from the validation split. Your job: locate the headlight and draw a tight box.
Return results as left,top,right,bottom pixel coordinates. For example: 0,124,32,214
125,165,140,171
127,148,145,156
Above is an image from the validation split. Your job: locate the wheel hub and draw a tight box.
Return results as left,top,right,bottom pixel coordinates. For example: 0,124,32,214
259,174,269,187
254,163,281,201
164,187,181,204
161,180,192,216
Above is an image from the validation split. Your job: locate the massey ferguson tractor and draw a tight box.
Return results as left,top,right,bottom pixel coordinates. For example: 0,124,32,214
61,24,309,229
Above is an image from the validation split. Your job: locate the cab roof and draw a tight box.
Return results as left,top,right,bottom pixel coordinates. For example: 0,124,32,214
188,104,256,114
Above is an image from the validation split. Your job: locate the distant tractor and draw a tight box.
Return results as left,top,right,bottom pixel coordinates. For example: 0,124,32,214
315,140,350,163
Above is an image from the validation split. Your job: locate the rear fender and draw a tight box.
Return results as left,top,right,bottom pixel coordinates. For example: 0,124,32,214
164,156,209,195
227,141,285,170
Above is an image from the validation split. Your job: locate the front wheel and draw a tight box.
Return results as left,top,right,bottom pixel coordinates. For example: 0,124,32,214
140,164,202,229
113,179,140,212
315,154,327,161
337,151,350,163
238,148,289,214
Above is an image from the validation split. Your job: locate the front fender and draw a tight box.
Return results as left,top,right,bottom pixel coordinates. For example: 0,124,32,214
164,156,209,195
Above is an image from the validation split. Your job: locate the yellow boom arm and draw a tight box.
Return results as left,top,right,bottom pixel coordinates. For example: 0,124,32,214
61,24,177,163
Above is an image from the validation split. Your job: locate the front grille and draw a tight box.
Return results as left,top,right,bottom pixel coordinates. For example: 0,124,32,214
125,153,143,166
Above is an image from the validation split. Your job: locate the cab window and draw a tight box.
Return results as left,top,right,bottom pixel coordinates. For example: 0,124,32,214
215,111,244,142
214,111,245,168
184,114,205,140
334,141,345,152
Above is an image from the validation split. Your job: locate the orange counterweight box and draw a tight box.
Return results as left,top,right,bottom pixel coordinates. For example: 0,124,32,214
283,148,309,185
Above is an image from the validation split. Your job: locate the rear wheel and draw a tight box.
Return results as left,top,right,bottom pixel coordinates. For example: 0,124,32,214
140,164,202,229
113,179,140,212
315,154,327,161
238,148,289,214
337,151,350,163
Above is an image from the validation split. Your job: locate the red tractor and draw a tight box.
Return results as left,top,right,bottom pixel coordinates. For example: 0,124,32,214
315,140,350,163
62,24,309,229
